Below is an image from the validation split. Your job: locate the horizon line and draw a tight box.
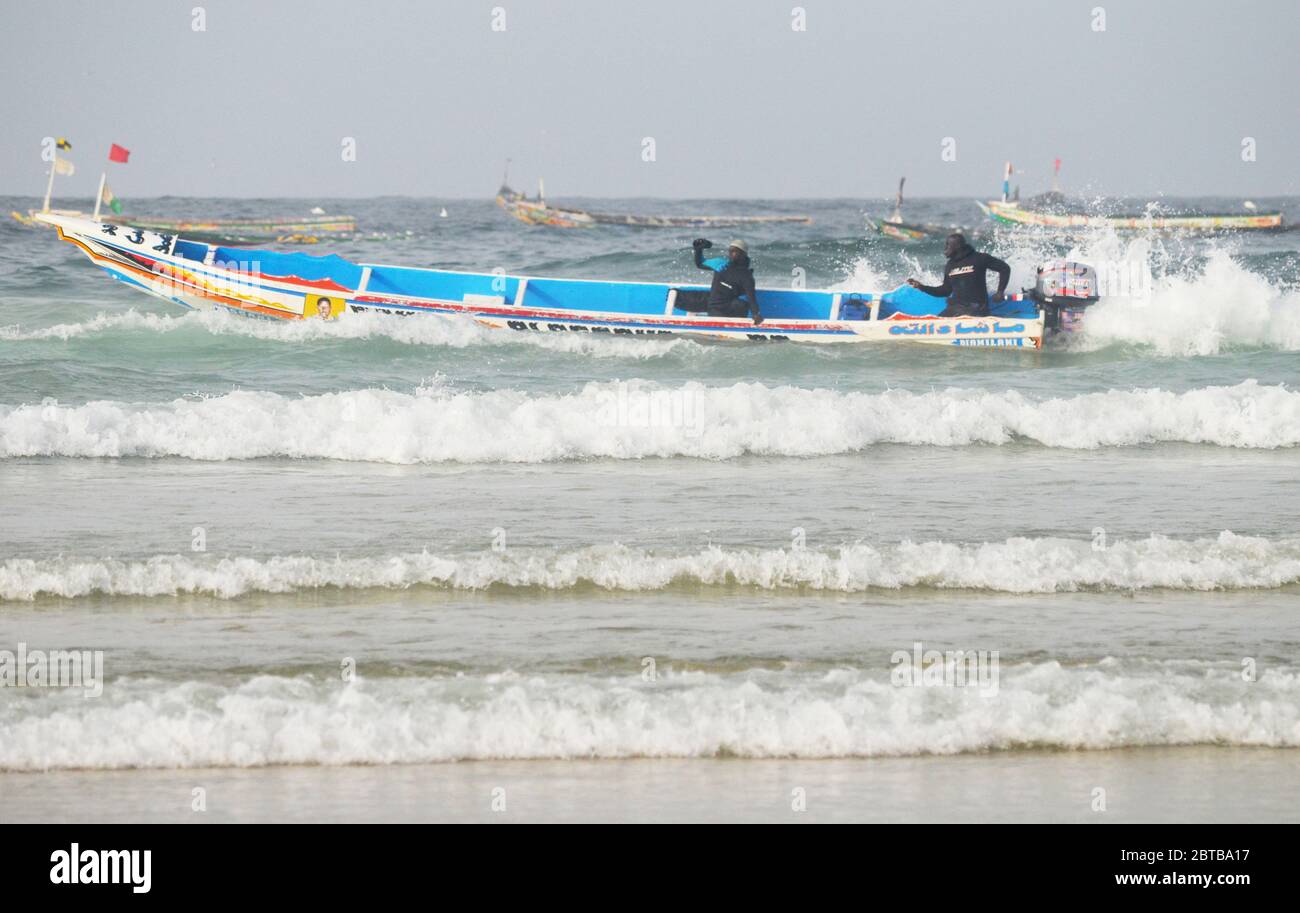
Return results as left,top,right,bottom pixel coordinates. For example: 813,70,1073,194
4,192,1298,202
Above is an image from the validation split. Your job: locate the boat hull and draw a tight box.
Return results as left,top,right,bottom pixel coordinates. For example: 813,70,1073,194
11,208,92,227
14,209,355,243
496,189,813,229
122,215,357,243
867,217,973,242
980,200,1284,232
38,213,1046,349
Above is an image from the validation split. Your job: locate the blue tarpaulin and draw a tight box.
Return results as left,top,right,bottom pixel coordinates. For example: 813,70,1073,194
879,284,1038,319
212,247,363,289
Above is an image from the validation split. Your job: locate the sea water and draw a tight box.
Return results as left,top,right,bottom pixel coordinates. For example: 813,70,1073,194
1,195,1297,821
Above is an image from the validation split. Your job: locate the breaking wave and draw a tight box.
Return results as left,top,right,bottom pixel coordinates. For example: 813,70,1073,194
3,532,1296,601
2,659,1297,769
0,310,181,342
0,307,691,358
1081,250,1300,355
1,379,1295,462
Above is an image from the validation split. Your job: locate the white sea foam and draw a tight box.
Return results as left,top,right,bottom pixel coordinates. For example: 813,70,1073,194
830,255,890,291
1,379,1295,462
2,532,1295,601
0,307,691,358
0,310,184,341
857,230,1300,356
2,660,1296,770
1081,250,1300,355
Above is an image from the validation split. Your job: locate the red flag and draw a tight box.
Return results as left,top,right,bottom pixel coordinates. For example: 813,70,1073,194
108,143,130,164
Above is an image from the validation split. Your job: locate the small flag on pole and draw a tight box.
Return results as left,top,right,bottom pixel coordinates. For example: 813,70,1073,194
100,181,123,215
43,139,75,214
108,143,130,164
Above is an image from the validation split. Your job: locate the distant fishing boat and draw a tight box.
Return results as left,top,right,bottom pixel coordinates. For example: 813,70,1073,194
11,208,87,227
495,170,812,229
865,216,932,241
866,177,970,242
10,137,90,228
113,214,358,244
38,212,1105,350
15,209,358,244
10,140,356,243
979,160,1285,232
979,198,1284,232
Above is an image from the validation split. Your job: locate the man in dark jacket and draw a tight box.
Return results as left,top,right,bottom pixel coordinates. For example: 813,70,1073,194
674,238,763,324
907,233,1010,317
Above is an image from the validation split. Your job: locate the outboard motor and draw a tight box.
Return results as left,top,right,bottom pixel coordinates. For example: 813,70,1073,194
1030,260,1100,334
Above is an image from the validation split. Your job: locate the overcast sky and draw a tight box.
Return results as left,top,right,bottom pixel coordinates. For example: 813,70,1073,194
2,0,1296,199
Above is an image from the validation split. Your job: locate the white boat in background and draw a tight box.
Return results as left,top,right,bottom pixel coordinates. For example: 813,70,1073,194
979,198,1285,232
37,213,1100,349
980,160,1286,233
496,176,813,229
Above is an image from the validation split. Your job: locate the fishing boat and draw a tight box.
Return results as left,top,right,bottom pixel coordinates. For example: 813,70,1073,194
866,178,971,242
15,208,356,243
978,198,1285,232
112,214,358,244
979,160,1285,232
496,182,596,227
9,139,92,228
496,180,813,229
10,148,356,243
866,216,933,241
37,212,1101,349
11,208,88,227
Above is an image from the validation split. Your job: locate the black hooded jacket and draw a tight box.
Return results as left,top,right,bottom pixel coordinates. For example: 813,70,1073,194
916,244,1011,315
695,247,760,318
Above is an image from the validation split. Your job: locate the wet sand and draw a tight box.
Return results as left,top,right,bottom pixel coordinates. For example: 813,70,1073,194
4,746,1297,823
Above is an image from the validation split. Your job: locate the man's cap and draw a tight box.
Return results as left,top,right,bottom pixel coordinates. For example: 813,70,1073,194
727,239,749,253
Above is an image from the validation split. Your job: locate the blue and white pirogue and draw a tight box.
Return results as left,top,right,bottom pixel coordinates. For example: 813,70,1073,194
38,213,1099,348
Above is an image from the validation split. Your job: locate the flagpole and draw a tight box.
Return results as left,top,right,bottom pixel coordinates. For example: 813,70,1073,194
93,171,106,221
42,157,57,213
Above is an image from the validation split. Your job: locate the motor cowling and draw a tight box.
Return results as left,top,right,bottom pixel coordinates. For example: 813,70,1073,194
1033,260,1099,333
